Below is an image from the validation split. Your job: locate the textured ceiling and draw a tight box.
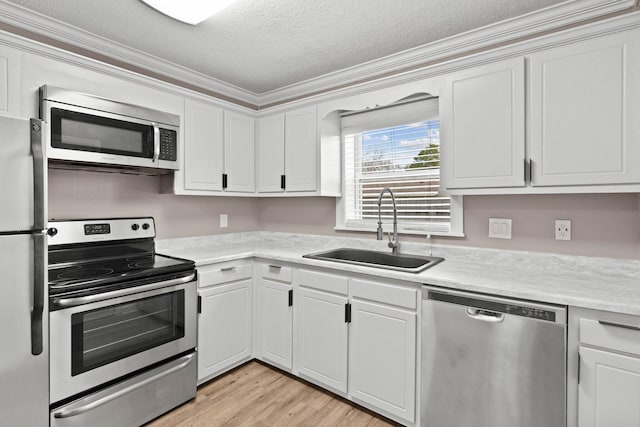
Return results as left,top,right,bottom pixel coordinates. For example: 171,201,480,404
6,0,565,94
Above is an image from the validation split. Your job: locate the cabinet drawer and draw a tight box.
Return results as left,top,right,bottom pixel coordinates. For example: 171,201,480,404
351,278,417,310
580,317,640,356
261,263,292,283
198,261,252,288
298,269,348,295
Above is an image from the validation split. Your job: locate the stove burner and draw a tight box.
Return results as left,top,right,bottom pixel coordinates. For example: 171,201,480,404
57,267,114,281
127,256,155,270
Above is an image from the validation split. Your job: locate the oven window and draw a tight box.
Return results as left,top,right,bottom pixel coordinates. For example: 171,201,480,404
51,108,154,158
71,291,185,376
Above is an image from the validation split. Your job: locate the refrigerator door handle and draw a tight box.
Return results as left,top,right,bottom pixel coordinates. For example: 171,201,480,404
31,231,46,356
30,118,46,356
30,119,46,231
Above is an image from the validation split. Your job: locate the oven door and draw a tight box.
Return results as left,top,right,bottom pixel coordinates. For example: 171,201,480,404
49,276,197,404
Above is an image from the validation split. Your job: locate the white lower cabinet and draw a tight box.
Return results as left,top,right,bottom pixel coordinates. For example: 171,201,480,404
297,286,349,393
196,262,253,383
293,269,417,425
196,261,419,425
579,347,640,427
349,299,416,422
572,308,640,427
259,277,293,370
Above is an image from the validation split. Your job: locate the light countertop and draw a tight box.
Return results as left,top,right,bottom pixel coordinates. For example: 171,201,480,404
157,232,640,316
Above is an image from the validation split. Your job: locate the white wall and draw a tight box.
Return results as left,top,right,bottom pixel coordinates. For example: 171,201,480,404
48,169,259,238
257,194,640,260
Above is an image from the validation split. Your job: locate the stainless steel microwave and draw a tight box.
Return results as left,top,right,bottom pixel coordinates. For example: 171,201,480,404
40,85,180,173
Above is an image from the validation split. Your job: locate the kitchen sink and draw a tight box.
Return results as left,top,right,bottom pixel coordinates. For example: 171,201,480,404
302,248,444,273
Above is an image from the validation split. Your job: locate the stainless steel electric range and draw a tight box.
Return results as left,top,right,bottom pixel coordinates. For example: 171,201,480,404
47,217,197,427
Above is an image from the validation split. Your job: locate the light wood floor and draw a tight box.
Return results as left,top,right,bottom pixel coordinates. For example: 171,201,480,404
147,361,398,427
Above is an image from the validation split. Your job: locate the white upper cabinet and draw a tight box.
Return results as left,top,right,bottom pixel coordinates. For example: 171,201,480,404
256,113,286,193
180,99,255,194
183,99,224,192
440,57,526,190
224,110,255,192
285,105,318,192
529,28,640,187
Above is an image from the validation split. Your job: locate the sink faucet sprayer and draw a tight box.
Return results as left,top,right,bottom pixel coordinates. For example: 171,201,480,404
376,188,399,254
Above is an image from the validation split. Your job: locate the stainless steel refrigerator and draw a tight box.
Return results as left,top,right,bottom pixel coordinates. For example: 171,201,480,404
0,116,48,426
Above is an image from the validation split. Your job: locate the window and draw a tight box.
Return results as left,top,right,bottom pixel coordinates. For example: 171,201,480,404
336,97,463,236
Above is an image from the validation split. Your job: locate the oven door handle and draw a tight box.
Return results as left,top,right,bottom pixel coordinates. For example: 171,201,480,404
51,272,196,309
52,353,195,419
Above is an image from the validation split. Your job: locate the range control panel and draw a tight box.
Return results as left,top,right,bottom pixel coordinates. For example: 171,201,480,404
48,217,156,246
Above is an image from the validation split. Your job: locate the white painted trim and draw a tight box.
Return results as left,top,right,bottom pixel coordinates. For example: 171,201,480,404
0,0,635,107
0,0,259,106
258,0,637,105
261,9,640,114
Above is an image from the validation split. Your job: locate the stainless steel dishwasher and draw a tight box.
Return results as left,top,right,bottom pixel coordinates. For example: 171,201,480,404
421,287,567,427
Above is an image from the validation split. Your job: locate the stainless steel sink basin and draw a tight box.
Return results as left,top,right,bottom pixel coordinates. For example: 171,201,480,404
302,248,444,273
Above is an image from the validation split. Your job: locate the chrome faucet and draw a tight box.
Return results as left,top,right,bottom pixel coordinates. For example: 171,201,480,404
376,187,399,254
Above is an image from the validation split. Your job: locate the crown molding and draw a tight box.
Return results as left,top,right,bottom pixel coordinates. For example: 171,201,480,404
258,0,637,106
0,0,635,109
0,0,260,106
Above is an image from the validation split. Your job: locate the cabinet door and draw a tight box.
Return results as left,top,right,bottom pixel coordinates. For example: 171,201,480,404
260,279,293,370
349,300,416,423
529,29,640,186
285,106,317,192
297,287,348,393
440,57,525,189
184,99,224,191
256,114,285,193
197,279,252,381
579,346,640,427
224,111,255,192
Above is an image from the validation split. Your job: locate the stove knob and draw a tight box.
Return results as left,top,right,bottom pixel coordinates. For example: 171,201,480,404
131,224,140,231
47,228,58,237
142,223,150,230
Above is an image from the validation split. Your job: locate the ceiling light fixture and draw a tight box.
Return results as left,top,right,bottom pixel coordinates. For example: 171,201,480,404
140,0,239,25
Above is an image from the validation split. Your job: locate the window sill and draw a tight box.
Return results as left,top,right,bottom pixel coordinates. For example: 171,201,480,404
333,225,465,238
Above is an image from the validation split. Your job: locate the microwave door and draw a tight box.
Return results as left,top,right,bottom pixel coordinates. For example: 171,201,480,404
50,107,155,159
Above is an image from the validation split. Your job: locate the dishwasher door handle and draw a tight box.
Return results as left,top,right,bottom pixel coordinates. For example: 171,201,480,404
466,307,505,323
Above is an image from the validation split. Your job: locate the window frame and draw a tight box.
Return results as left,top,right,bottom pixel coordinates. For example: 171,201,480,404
335,98,464,237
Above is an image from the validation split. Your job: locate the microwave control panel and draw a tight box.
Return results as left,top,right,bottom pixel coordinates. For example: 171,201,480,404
158,128,177,161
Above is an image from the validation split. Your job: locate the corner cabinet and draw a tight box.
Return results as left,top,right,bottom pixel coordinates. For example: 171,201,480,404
440,57,526,190
256,106,318,194
256,263,294,370
177,99,255,195
528,28,640,187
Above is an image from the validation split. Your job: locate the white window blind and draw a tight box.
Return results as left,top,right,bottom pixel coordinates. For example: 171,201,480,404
339,98,462,235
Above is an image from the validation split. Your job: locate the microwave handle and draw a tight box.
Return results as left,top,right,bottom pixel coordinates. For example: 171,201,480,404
152,123,160,163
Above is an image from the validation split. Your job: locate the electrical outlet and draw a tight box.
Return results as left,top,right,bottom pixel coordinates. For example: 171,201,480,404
220,214,228,228
488,218,512,239
555,219,571,240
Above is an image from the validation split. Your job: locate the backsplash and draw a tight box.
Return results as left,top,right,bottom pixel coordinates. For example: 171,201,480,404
48,169,259,238
49,169,640,260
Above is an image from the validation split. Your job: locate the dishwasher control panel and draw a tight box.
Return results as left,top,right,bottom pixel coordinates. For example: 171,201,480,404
428,291,559,322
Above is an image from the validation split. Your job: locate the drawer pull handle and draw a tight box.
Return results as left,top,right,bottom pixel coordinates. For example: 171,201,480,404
220,267,236,272
268,265,282,270
598,320,640,331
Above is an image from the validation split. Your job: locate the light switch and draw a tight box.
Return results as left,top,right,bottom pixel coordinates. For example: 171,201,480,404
220,214,228,228
488,218,512,239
